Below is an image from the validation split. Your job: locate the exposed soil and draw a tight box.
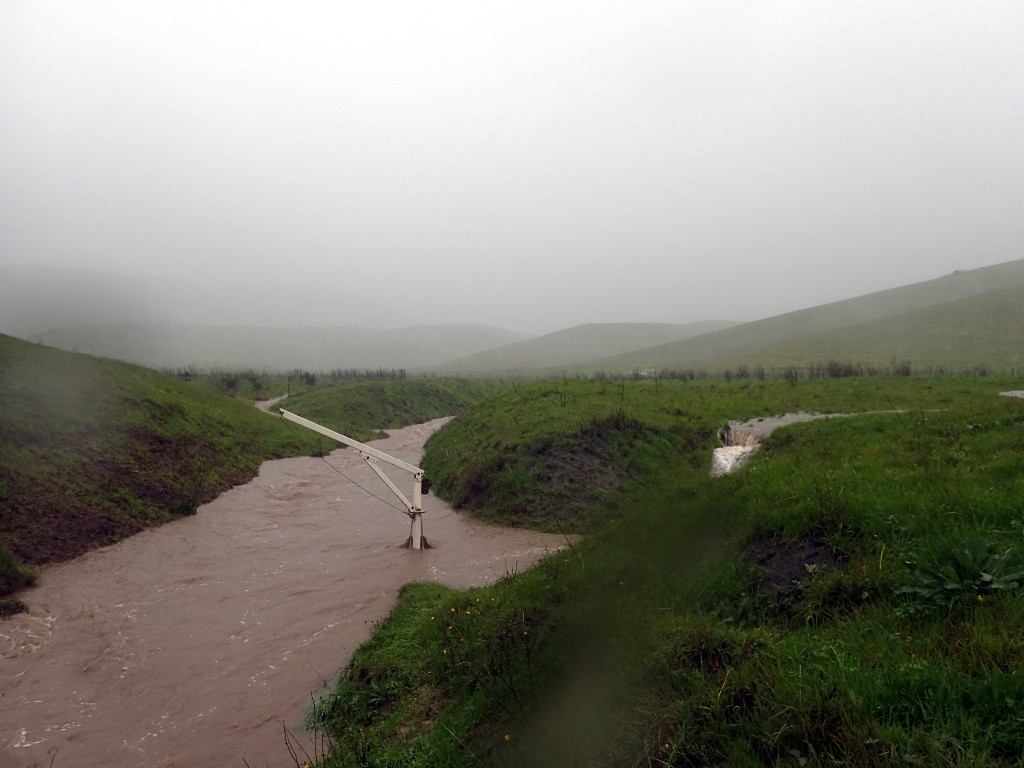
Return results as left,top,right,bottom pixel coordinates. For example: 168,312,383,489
748,536,841,592
5,425,264,567
712,415,847,611
746,536,841,616
459,423,637,529
542,445,621,493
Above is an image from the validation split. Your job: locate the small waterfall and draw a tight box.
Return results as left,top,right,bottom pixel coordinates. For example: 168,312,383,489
711,424,760,476
711,413,841,476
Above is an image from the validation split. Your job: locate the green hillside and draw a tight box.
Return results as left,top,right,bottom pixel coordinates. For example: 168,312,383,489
33,322,529,372
432,321,738,373
309,377,1024,767
593,259,1024,373
0,335,308,584
698,282,1024,374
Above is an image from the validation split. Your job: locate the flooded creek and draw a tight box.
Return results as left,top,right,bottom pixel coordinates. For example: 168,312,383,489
1,419,566,767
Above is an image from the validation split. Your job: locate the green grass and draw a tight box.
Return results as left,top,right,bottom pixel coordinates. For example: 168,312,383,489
270,378,503,443
309,375,1024,766
431,321,737,373
183,369,319,401
0,541,36,602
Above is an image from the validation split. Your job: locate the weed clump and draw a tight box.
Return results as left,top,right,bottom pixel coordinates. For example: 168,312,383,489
897,537,1024,616
0,543,36,602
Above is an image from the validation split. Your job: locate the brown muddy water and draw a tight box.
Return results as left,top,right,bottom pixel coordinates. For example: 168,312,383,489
1,419,567,767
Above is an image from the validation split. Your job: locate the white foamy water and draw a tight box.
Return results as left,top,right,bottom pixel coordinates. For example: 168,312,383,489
712,412,842,476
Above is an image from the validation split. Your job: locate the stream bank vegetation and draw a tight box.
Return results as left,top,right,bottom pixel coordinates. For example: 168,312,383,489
171,365,421,401
0,334,498,607
307,376,1024,767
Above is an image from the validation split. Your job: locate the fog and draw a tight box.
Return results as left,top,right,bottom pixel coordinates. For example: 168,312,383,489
2,2,1022,334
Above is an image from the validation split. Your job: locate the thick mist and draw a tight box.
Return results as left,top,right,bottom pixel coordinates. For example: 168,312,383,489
2,2,1023,334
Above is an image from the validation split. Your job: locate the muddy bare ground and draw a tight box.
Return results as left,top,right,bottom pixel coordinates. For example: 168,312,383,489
1,419,567,767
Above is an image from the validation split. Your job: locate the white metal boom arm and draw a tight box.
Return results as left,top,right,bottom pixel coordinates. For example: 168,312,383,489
279,409,428,549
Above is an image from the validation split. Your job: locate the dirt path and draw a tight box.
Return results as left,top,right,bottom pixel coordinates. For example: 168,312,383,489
1,419,567,767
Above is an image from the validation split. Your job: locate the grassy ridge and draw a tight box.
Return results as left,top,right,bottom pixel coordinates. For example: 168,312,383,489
421,377,1001,532
431,321,738,373
584,259,1024,375
272,378,502,443
0,335,309,580
421,381,717,532
669,282,1024,374
309,377,1024,766
32,321,529,371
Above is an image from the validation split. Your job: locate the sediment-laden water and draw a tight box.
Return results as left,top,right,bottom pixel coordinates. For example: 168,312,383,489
1,419,566,767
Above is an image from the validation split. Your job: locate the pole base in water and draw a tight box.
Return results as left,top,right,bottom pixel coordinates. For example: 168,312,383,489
403,536,431,549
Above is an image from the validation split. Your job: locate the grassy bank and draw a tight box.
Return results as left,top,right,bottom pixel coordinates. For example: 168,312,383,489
273,378,502,443
0,336,499,602
309,376,1024,766
0,335,310,576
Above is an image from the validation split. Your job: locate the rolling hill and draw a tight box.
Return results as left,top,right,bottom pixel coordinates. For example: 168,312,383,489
30,322,530,372
7,259,1024,375
431,321,739,373
689,282,1024,373
583,258,1024,374
0,265,530,371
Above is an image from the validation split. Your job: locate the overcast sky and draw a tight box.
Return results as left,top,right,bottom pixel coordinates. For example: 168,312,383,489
2,2,1023,334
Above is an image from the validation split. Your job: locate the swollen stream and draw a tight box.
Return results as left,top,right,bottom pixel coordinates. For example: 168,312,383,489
1,419,567,767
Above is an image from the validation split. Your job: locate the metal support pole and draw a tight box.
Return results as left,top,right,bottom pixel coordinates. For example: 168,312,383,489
410,473,424,549
279,409,430,549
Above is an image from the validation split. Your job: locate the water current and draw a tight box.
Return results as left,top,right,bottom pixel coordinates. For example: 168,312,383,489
1,419,567,767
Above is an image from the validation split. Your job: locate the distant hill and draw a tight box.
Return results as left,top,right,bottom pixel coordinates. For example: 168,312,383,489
0,265,200,336
690,282,1024,373
431,321,739,373
32,322,530,372
0,265,530,371
9,260,1024,375
588,259,1024,373
0,264,446,334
